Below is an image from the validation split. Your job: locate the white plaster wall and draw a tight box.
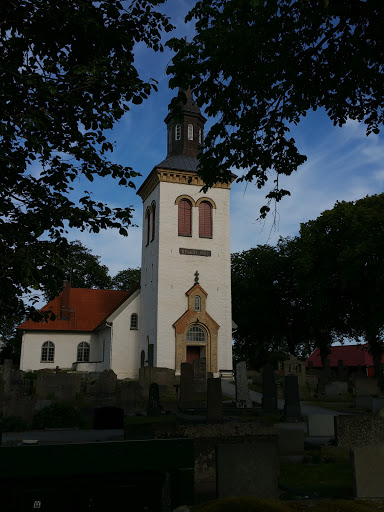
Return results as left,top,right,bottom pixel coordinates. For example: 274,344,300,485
20,331,99,371
139,185,160,364
156,181,233,373
108,290,141,379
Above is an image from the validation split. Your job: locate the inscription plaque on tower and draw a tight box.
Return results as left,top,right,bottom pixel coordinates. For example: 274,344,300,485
179,248,211,257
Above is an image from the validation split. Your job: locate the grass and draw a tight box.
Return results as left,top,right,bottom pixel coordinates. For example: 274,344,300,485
193,497,384,512
279,452,353,500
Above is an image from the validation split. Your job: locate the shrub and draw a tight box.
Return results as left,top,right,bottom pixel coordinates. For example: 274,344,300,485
32,403,81,429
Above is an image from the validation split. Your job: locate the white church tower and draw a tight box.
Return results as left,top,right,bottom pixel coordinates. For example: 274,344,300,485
137,89,234,375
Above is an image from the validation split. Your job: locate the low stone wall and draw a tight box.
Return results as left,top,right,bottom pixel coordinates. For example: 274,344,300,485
155,422,278,480
335,415,384,448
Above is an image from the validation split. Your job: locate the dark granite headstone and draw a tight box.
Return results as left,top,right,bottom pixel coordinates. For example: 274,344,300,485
193,358,207,393
180,363,194,408
262,364,278,413
98,369,117,395
147,382,162,416
207,378,223,422
283,374,301,420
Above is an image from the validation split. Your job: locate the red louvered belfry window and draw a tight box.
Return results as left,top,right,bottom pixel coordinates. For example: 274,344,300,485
178,199,192,236
199,201,212,238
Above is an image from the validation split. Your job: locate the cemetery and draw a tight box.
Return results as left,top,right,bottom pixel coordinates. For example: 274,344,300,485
2,356,384,511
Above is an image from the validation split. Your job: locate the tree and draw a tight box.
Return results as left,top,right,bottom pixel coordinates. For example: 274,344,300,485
42,240,112,301
231,240,316,369
168,0,384,215
111,268,141,290
298,193,384,379
1,0,173,330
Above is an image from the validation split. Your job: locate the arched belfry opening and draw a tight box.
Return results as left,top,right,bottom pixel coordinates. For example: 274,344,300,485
173,279,219,373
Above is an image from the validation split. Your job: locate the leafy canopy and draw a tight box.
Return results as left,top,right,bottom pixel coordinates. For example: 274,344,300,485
168,0,384,215
1,0,173,327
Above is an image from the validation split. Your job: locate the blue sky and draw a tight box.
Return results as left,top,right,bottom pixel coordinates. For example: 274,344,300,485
61,1,384,278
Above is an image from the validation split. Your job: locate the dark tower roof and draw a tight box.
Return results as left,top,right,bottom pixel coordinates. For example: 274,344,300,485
158,88,206,171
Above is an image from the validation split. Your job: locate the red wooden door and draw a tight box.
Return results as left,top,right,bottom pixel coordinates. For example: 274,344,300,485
186,346,201,364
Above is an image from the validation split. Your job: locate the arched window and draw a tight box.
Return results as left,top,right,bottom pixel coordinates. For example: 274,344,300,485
41,341,55,362
146,207,151,245
175,124,181,140
151,202,156,241
77,342,90,362
199,201,213,238
140,350,145,367
178,199,192,236
186,325,206,343
130,313,138,330
198,127,202,144
194,295,201,312
188,124,193,140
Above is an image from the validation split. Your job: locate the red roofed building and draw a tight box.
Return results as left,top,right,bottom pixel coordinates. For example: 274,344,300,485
19,281,141,378
306,344,384,377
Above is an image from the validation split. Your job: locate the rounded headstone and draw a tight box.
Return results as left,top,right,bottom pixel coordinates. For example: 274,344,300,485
377,407,384,417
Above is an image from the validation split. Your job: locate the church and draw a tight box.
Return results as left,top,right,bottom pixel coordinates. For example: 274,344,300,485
18,89,235,379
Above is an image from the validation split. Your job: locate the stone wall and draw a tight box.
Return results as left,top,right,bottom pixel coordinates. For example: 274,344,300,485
335,415,384,448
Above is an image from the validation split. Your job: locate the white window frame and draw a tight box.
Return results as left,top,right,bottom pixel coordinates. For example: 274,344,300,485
186,325,206,343
130,313,138,330
77,342,90,362
194,295,201,312
188,124,193,140
41,341,55,362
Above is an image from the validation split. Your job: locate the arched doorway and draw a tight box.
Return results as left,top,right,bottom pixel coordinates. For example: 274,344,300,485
185,324,207,365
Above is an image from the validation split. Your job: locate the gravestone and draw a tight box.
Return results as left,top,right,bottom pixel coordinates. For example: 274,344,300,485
262,364,277,413
372,398,384,415
307,414,335,437
180,363,194,408
216,442,279,498
325,381,348,397
354,377,380,396
98,369,117,395
207,377,223,422
355,395,373,411
352,443,384,497
335,415,384,447
283,375,301,420
94,406,124,429
235,361,252,408
147,382,162,416
279,355,306,387
277,425,305,459
118,381,145,411
193,358,207,393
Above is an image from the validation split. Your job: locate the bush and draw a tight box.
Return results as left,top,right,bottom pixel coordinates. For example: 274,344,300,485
2,416,28,432
32,403,81,429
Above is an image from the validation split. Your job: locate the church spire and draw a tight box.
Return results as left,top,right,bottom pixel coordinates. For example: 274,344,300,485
164,88,206,159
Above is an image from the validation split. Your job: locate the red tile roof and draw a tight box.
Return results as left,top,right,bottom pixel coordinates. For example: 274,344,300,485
306,344,384,368
18,284,139,332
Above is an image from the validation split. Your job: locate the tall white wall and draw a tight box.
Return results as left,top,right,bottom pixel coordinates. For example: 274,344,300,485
140,185,160,364
142,180,233,373
108,290,141,379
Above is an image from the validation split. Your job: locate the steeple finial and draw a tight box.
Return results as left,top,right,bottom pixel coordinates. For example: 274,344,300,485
194,270,199,284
